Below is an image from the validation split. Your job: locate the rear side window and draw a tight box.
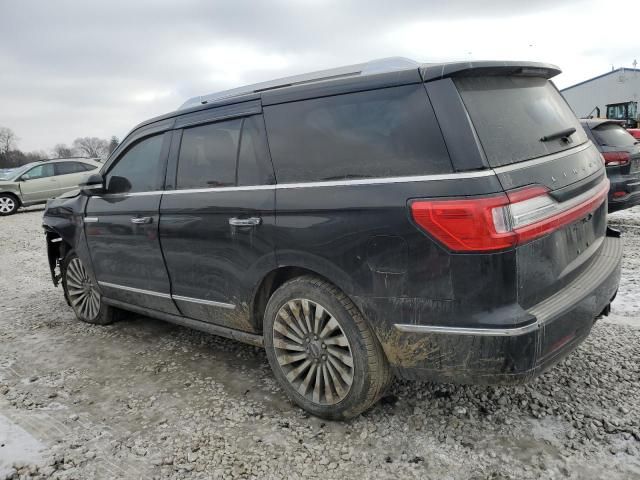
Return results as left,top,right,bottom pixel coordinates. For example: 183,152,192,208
592,123,638,148
264,84,452,183
55,162,89,175
177,119,241,189
455,76,588,167
237,116,273,186
175,115,273,189
81,162,98,171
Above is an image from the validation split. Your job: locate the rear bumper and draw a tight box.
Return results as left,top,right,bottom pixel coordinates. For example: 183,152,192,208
385,235,623,384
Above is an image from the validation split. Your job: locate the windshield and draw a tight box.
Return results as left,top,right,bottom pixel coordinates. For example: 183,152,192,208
0,162,38,181
592,123,638,148
455,76,588,167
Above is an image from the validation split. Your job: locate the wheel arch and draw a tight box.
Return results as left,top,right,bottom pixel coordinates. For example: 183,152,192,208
250,261,356,332
0,191,21,205
44,225,73,287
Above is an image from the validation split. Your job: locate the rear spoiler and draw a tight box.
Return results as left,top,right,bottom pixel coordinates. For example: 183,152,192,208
420,61,561,82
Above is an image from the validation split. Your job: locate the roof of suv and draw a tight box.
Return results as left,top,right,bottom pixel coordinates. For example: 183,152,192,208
129,59,560,132
179,58,561,111
109,58,561,163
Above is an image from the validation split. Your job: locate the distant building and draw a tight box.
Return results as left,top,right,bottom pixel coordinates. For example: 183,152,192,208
561,68,640,127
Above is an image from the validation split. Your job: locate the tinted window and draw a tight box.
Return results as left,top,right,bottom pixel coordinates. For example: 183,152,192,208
177,119,241,189
455,76,588,167
106,134,165,193
592,123,638,148
23,163,54,180
264,85,451,183
237,116,273,186
55,162,89,175
80,162,98,171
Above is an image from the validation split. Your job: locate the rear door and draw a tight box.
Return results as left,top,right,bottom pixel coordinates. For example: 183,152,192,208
450,74,606,307
84,132,179,314
159,111,277,332
53,161,94,195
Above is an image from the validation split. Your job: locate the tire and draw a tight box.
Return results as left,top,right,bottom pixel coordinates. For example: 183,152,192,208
264,275,392,420
61,251,116,325
0,194,19,216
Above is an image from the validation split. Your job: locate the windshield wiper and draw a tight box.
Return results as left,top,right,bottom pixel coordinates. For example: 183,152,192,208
540,127,576,142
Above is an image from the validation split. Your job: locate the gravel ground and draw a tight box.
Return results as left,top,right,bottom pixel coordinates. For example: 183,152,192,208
0,206,639,480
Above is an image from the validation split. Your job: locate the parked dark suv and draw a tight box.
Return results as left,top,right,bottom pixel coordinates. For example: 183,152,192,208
580,118,640,212
43,59,622,419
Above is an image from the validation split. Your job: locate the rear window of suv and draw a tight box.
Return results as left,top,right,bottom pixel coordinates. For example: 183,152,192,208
591,123,638,148
455,76,587,167
264,84,452,183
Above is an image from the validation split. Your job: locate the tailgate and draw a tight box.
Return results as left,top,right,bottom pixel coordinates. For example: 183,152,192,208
453,73,609,309
493,145,608,308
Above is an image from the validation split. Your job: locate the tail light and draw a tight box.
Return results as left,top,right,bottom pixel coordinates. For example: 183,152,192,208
602,151,631,166
410,177,609,253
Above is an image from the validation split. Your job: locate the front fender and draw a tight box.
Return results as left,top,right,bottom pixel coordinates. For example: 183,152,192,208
43,194,91,288
0,183,23,202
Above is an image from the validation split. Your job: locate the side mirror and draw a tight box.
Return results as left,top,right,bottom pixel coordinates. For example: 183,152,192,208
80,173,105,195
107,175,132,194
19,174,30,181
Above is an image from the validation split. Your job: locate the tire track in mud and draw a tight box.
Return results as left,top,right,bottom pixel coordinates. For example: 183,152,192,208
0,362,153,479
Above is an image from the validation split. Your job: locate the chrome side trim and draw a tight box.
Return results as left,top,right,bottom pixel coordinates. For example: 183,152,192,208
83,217,99,223
393,322,539,337
96,282,236,310
92,170,498,199
492,142,593,174
274,170,496,189
97,281,172,299
172,294,235,310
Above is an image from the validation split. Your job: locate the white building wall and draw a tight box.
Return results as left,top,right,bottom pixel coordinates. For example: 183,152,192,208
560,69,640,119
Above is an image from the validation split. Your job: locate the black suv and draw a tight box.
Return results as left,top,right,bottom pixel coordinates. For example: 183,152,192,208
43,59,622,419
579,118,640,212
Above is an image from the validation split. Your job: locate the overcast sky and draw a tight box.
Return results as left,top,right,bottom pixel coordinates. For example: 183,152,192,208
1,0,636,152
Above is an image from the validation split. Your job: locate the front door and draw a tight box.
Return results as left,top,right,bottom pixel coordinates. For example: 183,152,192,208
19,163,58,203
85,132,179,315
159,115,277,332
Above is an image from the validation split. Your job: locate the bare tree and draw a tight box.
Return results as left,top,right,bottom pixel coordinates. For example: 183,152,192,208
52,143,75,158
72,137,109,159
0,127,18,155
108,136,120,156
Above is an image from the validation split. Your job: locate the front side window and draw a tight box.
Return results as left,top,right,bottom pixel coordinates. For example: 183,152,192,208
23,163,54,180
106,134,165,193
176,119,241,189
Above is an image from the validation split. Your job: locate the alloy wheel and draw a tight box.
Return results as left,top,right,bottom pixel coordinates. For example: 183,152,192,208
0,197,16,214
65,257,101,320
273,298,354,405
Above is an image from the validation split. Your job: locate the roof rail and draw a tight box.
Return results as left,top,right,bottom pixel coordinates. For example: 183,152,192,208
178,57,420,110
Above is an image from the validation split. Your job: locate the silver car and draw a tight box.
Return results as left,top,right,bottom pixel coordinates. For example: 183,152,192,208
0,158,100,215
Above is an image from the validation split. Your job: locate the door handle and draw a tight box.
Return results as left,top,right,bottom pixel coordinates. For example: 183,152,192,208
228,217,262,227
130,216,153,225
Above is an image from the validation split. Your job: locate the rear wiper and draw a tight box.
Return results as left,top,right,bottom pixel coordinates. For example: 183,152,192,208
540,127,576,142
